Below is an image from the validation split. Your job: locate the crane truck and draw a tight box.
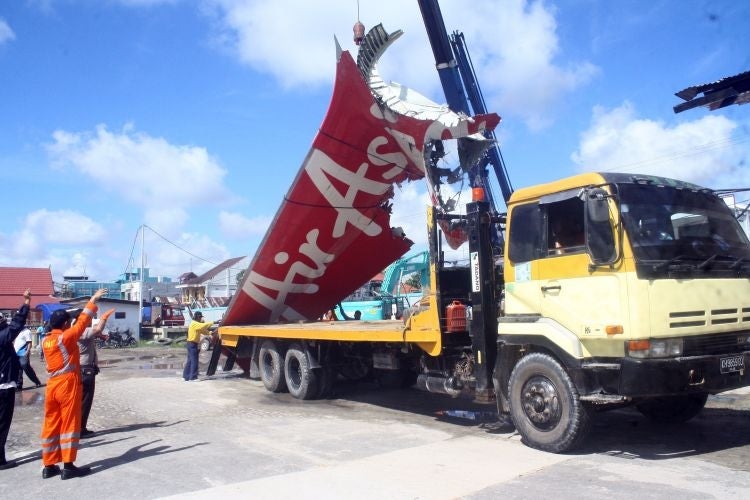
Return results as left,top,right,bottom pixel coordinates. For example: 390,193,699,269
211,23,750,453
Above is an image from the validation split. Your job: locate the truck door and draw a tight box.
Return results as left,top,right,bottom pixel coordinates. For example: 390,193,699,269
505,202,543,315
537,192,622,347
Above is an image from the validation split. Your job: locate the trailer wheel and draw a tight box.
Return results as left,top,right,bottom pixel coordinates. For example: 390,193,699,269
259,339,287,393
636,393,708,424
284,343,319,400
508,352,590,453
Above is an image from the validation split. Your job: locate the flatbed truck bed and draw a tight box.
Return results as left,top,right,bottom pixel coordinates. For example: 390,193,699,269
220,319,439,346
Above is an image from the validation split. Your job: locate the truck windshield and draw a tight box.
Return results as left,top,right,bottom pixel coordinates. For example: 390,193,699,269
618,183,750,277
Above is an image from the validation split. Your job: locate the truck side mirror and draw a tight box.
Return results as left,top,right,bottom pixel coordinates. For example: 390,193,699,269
584,188,617,265
585,188,610,222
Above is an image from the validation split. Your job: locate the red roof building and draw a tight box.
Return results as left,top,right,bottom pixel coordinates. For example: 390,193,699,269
0,266,57,310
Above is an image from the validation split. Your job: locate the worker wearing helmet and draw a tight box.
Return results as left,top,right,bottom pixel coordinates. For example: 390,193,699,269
40,288,107,480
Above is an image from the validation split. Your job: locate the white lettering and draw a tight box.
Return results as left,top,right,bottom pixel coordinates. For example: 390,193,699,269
305,149,391,238
471,251,481,293
367,136,406,180
244,229,335,322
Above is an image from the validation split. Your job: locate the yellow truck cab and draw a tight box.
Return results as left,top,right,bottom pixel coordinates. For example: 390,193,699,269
495,172,750,451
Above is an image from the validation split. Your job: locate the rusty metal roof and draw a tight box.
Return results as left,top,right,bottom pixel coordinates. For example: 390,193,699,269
674,70,750,113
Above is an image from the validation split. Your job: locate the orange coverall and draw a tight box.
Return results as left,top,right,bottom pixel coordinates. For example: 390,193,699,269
41,301,98,466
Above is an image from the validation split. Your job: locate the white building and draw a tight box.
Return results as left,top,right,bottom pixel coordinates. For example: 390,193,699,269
60,297,142,340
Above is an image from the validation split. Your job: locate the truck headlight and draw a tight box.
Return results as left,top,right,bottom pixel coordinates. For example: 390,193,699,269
627,338,683,358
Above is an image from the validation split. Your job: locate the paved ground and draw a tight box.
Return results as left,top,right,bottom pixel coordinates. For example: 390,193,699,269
1,346,749,499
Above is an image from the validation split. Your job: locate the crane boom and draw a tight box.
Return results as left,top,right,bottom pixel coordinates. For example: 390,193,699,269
417,0,513,206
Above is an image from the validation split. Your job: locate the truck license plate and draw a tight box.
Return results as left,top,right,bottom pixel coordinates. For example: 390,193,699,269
720,355,745,374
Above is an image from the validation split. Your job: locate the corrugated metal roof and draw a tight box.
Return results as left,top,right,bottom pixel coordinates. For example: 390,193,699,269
0,267,56,309
674,70,750,113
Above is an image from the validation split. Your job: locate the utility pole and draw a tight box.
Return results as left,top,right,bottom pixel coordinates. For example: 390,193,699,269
139,224,145,339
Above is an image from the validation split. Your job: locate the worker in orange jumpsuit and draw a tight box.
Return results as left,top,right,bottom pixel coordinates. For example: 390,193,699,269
40,288,107,480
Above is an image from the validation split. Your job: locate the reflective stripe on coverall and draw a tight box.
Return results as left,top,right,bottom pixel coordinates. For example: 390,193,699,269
41,302,98,466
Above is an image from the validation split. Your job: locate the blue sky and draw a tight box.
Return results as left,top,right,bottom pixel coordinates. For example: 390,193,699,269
1,0,748,285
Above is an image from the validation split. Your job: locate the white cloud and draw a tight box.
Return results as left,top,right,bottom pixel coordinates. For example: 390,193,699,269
204,0,596,130
390,181,430,248
145,208,190,237
41,124,244,279
218,210,271,239
0,18,15,45
145,230,232,278
46,123,231,221
571,101,748,187
0,209,111,282
441,1,599,131
22,209,106,248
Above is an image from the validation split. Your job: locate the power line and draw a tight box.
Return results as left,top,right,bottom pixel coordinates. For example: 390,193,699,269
599,133,750,173
144,224,220,267
118,224,243,282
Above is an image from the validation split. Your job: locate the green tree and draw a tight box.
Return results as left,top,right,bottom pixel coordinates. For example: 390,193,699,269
404,271,422,291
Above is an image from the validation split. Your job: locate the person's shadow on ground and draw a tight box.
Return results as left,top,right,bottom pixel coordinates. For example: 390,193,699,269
85,439,208,475
88,419,187,439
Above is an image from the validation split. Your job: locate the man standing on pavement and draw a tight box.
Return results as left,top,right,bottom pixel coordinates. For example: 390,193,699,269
183,311,213,381
0,289,32,471
36,323,46,360
78,308,115,438
41,288,106,480
14,327,43,390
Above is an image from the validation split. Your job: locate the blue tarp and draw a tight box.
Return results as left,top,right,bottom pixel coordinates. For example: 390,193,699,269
36,303,68,322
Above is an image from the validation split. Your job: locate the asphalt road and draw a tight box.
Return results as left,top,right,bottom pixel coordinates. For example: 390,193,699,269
2,346,749,499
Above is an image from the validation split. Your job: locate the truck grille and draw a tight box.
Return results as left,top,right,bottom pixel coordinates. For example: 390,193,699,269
682,331,750,356
669,307,750,328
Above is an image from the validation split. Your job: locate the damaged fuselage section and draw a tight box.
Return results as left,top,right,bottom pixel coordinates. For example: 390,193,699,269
223,24,499,326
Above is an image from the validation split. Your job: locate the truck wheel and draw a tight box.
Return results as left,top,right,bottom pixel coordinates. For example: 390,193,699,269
284,343,318,400
508,352,590,453
200,337,211,352
259,339,287,393
636,393,708,424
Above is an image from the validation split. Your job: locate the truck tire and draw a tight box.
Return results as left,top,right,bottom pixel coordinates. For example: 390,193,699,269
259,339,287,393
284,343,318,400
508,352,590,453
200,337,211,352
636,393,708,424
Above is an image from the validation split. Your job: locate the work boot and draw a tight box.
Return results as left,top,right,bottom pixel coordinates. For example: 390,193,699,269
80,428,95,438
42,465,60,479
0,460,17,470
61,463,91,480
